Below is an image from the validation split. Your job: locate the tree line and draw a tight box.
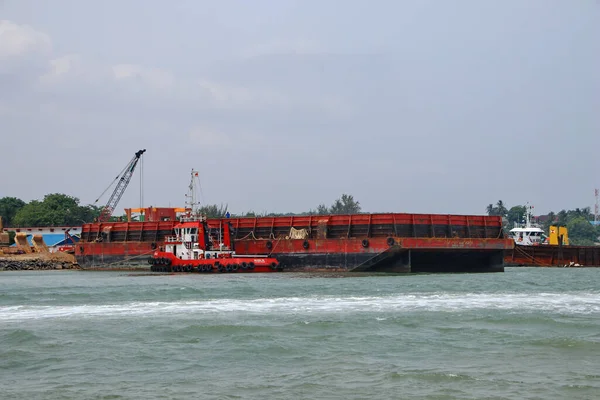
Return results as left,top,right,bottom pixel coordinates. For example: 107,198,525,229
227,194,362,218
0,194,102,228
0,193,362,227
486,200,600,246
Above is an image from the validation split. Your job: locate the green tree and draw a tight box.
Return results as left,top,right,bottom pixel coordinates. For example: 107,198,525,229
506,205,527,226
12,193,100,226
13,200,48,226
329,194,361,215
541,211,556,233
0,197,26,226
486,200,508,217
556,210,568,227
315,204,329,215
567,217,598,246
496,200,508,217
198,204,229,218
82,205,103,222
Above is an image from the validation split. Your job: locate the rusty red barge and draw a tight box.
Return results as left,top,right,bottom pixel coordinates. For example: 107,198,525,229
76,208,513,273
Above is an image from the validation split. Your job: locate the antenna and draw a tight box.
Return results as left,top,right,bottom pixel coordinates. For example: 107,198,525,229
595,188,599,223
185,169,201,216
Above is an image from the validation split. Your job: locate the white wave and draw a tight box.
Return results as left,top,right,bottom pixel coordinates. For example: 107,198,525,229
1,292,599,321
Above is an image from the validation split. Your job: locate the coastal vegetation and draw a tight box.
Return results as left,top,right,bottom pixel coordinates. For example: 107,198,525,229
0,194,101,227
241,194,362,218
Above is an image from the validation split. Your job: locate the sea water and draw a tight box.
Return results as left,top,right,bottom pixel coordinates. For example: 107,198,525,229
1,268,599,399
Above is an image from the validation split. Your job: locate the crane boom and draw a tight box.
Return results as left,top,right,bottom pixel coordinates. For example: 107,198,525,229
97,149,146,222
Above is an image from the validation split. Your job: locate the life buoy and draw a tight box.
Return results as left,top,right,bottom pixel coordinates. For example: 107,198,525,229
270,262,278,270
387,237,395,246
248,262,255,270
226,265,232,272
266,241,273,250
362,239,369,248
302,240,309,249
232,264,239,271
241,262,248,270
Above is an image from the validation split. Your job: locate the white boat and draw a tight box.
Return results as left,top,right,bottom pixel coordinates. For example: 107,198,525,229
507,204,547,246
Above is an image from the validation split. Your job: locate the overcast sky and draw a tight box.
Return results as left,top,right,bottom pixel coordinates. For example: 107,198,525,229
1,1,599,215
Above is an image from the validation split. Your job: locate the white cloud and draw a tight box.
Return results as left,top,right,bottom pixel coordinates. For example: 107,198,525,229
1,18,352,145
39,54,82,84
0,20,51,59
112,64,175,90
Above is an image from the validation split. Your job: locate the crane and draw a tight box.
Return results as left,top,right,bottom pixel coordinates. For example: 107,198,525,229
95,149,146,222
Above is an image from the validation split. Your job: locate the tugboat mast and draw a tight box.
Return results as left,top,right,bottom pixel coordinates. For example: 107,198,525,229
184,169,202,220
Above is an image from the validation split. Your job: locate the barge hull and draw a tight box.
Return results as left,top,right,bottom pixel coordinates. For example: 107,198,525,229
235,237,507,273
76,213,512,272
505,245,600,267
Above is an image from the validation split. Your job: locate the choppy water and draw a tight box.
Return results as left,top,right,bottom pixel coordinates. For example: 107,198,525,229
1,268,599,400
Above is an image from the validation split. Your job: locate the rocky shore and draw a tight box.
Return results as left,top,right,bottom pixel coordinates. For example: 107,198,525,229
0,258,80,271
0,253,80,271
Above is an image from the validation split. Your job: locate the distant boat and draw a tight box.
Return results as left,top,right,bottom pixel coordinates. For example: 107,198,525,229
508,204,546,246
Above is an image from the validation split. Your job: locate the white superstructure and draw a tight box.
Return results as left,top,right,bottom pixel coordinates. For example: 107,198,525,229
508,204,547,246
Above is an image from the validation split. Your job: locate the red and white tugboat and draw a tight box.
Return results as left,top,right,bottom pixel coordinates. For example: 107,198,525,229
149,170,281,273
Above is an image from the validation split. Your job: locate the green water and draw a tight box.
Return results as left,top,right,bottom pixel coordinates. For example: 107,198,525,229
1,268,599,399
